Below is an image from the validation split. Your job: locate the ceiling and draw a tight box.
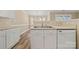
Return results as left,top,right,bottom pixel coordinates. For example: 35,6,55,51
24,10,79,16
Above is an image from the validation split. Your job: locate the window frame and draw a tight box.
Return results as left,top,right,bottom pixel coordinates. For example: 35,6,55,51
55,14,71,21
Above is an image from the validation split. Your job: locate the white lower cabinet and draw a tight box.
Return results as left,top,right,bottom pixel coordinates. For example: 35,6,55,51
0,31,6,49
44,30,57,49
58,30,76,49
6,28,20,48
31,29,76,49
0,28,76,49
31,29,57,49
0,27,27,49
31,30,44,49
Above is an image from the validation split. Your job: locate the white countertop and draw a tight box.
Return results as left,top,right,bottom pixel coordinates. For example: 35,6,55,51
0,24,27,31
31,26,76,30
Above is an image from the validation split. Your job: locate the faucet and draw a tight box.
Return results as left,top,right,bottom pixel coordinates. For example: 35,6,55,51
41,17,43,27
57,22,63,26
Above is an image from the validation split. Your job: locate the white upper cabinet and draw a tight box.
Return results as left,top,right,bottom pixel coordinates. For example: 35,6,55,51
0,10,16,18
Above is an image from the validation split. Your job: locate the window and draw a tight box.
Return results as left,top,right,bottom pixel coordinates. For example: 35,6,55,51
55,15,71,21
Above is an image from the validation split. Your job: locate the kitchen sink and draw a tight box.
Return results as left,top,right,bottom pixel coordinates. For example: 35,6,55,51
34,26,53,28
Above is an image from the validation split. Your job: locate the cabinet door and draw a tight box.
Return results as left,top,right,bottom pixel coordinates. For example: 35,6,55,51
0,11,16,18
6,28,20,48
30,30,43,49
0,31,5,49
58,30,76,49
44,30,57,49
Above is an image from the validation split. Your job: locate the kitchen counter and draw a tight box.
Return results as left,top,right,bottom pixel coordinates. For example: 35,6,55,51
31,26,76,30
0,24,27,31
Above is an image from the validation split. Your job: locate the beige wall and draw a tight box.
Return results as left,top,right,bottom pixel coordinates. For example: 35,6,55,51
29,12,79,26
16,10,29,25
76,13,79,18
0,19,12,27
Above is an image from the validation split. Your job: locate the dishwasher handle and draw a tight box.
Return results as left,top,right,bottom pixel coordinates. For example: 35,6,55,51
59,30,62,32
